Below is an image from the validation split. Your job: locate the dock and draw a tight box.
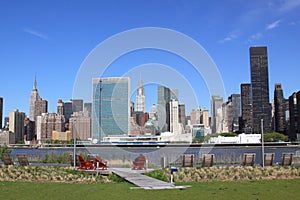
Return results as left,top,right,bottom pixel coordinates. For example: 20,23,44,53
110,168,186,190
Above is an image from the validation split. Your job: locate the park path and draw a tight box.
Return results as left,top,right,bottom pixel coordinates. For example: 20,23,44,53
110,168,186,190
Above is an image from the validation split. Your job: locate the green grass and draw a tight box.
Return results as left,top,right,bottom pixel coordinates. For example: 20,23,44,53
0,179,299,200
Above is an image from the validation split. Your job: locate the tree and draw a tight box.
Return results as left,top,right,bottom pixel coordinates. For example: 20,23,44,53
263,132,288,142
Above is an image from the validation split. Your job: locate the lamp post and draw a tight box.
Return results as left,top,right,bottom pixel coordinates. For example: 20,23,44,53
261,119,264,168
73,119,76,168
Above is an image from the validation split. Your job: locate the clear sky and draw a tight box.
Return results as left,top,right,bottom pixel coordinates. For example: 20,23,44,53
1,0,300,118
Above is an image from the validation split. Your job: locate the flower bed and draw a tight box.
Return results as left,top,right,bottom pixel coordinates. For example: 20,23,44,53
147,166,300,182
0,166,110,183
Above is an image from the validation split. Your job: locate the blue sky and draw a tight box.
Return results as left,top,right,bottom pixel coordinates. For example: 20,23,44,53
1,0,300,118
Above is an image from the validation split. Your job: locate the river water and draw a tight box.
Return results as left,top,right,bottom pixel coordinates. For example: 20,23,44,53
10,145,300,167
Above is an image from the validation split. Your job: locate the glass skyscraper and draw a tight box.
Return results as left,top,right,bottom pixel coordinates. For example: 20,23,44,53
92,77,130,142
250,46,272,133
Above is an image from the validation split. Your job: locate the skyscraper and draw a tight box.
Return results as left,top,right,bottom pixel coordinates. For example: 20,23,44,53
9,109,25,143
178,104,186,127
211,95,223,133
57,99,64,115
0,97,3,128
136,73,146,112
69,111,91,141
202,108,209,128
241,83,253,133
29,76,40,121
229,94,241,132
170,99,179,134
37,113,65,143
92,77,130,142
274,84,288,134
34,97,48,120
63,101,73,122
289,91,300,141
71,99,83,113
250,46,272,133
84,103,92,118
157,86,171,132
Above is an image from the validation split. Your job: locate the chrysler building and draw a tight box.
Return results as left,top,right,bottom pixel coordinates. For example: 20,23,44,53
136,74,145,112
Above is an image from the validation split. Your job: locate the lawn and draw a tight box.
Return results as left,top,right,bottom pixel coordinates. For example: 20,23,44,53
0,179,299,200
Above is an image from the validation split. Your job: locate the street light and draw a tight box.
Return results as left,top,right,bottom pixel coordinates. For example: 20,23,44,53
261,119,264,168
73,119,76,168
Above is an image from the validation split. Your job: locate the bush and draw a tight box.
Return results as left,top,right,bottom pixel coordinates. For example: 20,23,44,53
145,169,169,182
264,132,288,142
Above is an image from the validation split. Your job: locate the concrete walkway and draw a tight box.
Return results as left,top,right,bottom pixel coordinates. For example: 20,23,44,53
110,168,186,190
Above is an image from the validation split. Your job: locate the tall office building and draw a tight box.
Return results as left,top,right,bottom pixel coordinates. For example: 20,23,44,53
136,74,146,112
241,83,253,133
202,108,209,128
222,101,233,133
92,77,130,142
171,89,179,101
69,111,91,141
170,99,179,134
34,97,48,120
229,94,241,132
38,113,65,143
211,95,223,133
178,104,186,127
0,97,3,128
274,84,288,134
84,103,92,117
289,91,300,141
250,46,272,133
29,76,40,121
71,99,83,113
9,109,25,143
157,86,171,132
63,101,73,122
57,99,64,115
24,118,35,141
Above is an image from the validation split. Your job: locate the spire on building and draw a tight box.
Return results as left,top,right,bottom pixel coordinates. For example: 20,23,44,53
136,73,146,112
34,74,37,90
138,73,144,95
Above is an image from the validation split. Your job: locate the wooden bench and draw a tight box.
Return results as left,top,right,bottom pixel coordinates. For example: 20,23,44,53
242,153,255,166
182,154,194,167
264,153,274,166
202,154,214,167
17,154,29,166
1,153,14,165
132,154,146,170
281,153,293,166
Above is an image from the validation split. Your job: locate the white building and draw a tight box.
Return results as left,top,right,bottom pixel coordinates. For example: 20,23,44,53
170,99,179,134
209,133,261,144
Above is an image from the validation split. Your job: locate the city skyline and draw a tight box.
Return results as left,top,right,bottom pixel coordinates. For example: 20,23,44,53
1,1,300,117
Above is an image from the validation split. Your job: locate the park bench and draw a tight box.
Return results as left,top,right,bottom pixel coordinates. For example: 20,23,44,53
1,153,14,165
132,154,146,170
182,154,194,167
202,154,214,167
17,154,29,166
281,153,293,166
242,153,255,166
264,153,274,166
